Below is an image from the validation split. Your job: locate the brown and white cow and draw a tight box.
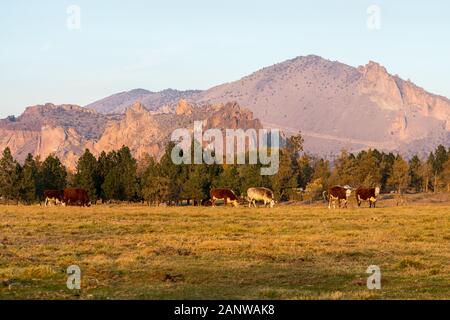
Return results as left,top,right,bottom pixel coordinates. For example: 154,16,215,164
210,188,239,207
247,187,275,208
356,187,380,208
64,188,91,207
44,190,64,207
323,186,352,209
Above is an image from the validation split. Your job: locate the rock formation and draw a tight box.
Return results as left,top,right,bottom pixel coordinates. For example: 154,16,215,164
0,101,262,171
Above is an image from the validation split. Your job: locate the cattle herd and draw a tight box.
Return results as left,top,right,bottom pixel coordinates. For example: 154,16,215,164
323,186,381,209
43,188,91,207
43,186,380,209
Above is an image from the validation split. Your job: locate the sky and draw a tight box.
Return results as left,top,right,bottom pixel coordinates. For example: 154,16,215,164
0,0,449,118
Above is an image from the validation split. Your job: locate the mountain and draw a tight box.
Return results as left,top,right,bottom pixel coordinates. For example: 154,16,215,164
88,55,449,157
86,88,201,114
0,101,261,170
196,55,450,157
1,55,449,167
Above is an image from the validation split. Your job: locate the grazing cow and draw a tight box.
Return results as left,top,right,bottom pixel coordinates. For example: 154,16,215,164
44,190,64,207
247,187,276,208
210,188,239,207
323,186,352,209
63,188,91,207
356,187,380,208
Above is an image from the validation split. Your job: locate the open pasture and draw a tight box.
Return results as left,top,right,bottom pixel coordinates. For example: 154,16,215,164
0,202,449,300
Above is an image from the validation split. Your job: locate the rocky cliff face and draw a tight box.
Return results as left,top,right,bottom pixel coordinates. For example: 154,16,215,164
0,101,262,170
0,104,112,168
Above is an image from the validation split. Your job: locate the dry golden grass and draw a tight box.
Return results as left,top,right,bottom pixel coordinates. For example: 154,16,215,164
0,201,449,300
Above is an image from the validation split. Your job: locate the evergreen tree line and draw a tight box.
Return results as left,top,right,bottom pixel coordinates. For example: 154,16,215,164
0,137,449,205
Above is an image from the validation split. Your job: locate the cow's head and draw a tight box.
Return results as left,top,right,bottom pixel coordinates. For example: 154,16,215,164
232,199,240,207
345,189,352,199
375,187,381,196
269,200,276,208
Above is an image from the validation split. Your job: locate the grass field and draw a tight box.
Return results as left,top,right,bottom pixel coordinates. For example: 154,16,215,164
0,201,449,300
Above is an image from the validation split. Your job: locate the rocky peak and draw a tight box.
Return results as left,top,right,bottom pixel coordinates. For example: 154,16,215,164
175,99,194,115
204,102,262,130
358,61,389,78
127,101,148,113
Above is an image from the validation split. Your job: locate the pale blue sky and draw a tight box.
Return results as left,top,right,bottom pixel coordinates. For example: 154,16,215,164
1,0,449,117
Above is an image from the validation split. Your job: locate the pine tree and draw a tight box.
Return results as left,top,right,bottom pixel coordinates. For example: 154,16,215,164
238,164,263,196
380,152,396,192
141,157,170,205
183,164,210,205
117,146,138,201
419,161,433,193
429,145,449,192
331,150,355,186
297,155,314,189
312,158,331,189
433,145,449,173
19,154,38,204
217,164,241,195
97,151,111,201
387,156,410,194
271,149,298,201
439,158,450,192
354,150,382,187
160,142,184,205
40,155,68,192
101,147,138,201
408,155,423,192
75,149,99,202
0,148,22,203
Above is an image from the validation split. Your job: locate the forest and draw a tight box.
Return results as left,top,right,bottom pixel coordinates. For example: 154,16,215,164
0,134,449,205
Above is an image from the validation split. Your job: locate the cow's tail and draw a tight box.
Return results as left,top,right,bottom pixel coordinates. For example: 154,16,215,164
322,191,328,202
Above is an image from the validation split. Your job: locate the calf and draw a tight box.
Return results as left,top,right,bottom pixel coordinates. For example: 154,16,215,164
324,186,352,209
356,187,380,208
247,187,275,208
210,188,239,207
